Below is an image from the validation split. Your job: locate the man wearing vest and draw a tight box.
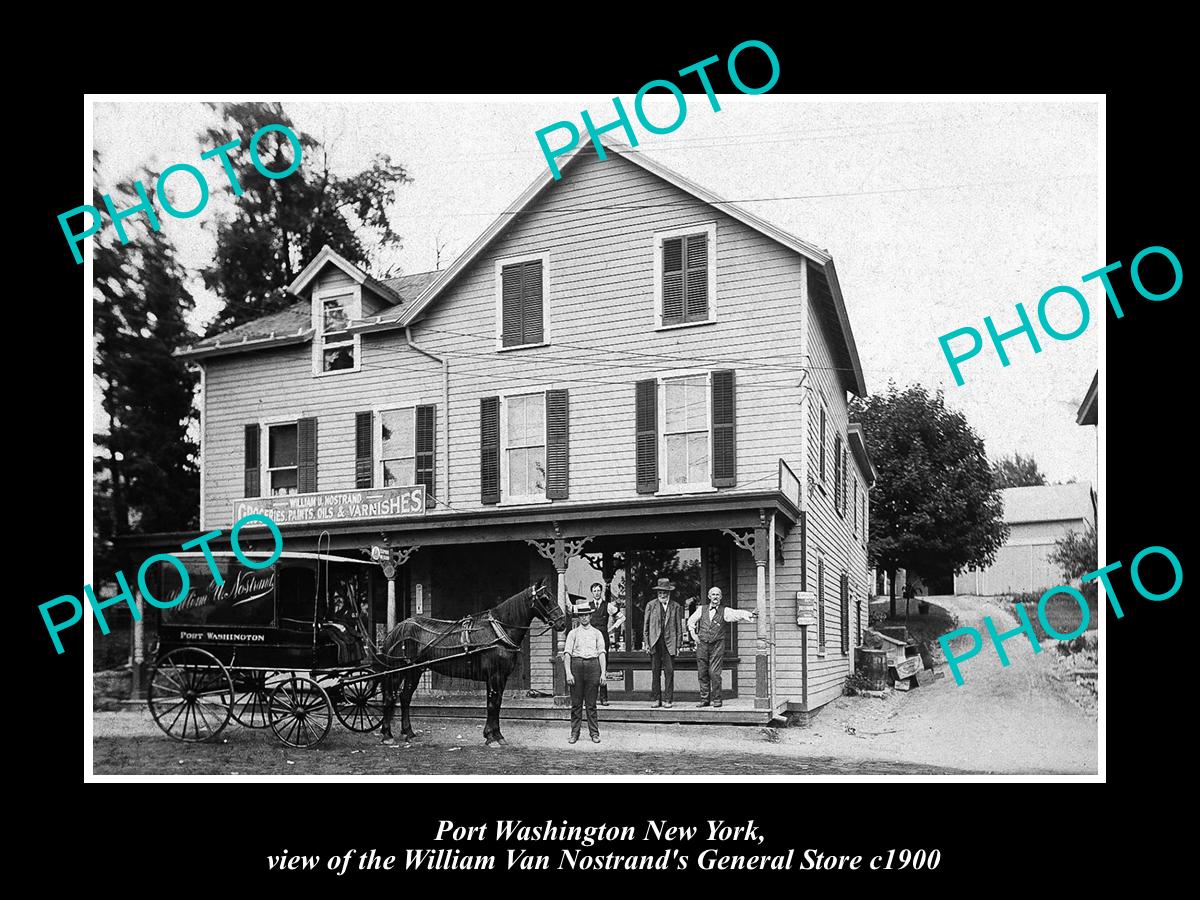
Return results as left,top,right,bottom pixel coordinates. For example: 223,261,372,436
642,577,683,708
687,587,756,707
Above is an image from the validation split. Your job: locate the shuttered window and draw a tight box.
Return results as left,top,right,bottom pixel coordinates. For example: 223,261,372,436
297,417,318,494
416,404,436,507
319,293,357,372
505,393,546,500
545,389,569,500
635,379,658,493
661,233,710,326
244,424,261,497
840,573,850,655
853,478,859,534
711,370,736,487
355,412,373,488
500,259,544,348
480,397,500,504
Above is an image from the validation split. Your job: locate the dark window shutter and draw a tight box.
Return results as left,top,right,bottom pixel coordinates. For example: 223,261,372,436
243,424,260,497
635,379,658,493
297,417,318,493
840,573,850,654
501,265,523,348
545,389,569,499
818,557,826,647
711,369,736,487
354,411,373,488
834,435,844,513
416,404,436,507
853,479,859,532
684,233,708,320
522,261,544,345
819,407,826,483
661,238,684,325
480,396,500,504
842,445,849,515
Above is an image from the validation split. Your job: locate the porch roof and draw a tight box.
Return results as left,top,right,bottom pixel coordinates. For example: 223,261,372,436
117,489,800,555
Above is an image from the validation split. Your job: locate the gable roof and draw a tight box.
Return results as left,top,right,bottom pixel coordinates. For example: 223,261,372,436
1002,484,1094,526
286,244,404,305
393,139,867,396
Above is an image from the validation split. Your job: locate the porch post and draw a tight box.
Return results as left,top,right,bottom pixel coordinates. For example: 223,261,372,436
386,575,397,632
131,592,145,697
527,528,593,706
371,540,420,634
754,511,770,711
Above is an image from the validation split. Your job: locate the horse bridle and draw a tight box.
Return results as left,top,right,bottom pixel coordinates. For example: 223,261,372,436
530,582,567,632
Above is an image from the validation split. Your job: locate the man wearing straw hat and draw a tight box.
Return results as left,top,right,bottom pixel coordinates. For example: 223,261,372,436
563,608,607,743
642,577,684,709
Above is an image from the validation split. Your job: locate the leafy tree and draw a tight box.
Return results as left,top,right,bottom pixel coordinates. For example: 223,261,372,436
199,102,412,335
93,156,200,576
1048,521,1098,582
851,383,1009,614
992,452,1047,488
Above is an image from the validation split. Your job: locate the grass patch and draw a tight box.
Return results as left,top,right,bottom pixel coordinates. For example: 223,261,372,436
1006,582,1097,643
867,597,958,645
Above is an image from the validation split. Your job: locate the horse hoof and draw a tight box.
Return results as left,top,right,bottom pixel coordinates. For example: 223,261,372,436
485,741,501,750
381,737,397,746
495,738,507,746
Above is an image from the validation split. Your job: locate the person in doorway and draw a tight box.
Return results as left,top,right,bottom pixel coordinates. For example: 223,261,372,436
587,582,612,706
608,598,626,652
687,587,756,707
642,577,683,709
563,611,606,743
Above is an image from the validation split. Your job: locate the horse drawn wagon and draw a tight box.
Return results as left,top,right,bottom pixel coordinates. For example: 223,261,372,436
144,549,567,749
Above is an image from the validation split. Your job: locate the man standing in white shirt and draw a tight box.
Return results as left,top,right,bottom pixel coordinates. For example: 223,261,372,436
687,587,756,708
563,612,607,743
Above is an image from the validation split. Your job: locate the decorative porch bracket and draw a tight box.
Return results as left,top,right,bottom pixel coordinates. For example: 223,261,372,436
526,524,593,703
369,537,421,632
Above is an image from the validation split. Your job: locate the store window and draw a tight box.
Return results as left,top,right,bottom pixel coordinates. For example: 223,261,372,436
267,423,298,495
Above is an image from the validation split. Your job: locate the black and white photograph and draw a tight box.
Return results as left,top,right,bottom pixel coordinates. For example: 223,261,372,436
79,94,1112,779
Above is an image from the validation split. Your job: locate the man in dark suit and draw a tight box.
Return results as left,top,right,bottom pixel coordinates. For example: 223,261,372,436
642,577,683,708
587,582,612,706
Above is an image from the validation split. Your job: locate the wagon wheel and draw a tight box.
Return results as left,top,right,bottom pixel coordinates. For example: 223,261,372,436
148,647,234,743
268,675,333,749
231,670,278,729
333,670,385,733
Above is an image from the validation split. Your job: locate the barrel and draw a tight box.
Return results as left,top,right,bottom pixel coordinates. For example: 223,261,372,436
855,648,888,691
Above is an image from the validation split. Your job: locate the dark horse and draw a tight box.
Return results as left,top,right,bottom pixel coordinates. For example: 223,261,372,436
376,579,567,747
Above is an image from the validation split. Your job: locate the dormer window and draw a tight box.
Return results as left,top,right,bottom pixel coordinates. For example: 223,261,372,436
313,288,360,375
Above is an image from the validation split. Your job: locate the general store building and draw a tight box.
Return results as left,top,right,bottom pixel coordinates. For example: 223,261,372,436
159,140,876,722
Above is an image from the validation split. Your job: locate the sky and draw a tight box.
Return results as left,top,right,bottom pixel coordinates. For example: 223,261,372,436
92,97,1099,485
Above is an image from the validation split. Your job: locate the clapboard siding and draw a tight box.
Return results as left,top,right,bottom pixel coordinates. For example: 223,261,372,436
203,150,810,526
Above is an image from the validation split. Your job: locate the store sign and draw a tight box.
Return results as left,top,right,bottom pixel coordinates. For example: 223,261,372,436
234,485,426,526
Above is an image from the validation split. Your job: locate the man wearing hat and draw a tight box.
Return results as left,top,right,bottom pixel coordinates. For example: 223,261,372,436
687,587,756,707
642,577,684,708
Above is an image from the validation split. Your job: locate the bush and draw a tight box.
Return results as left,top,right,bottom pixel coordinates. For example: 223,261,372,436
1049,521,1098,582
843,671,872,696
868,608,888,627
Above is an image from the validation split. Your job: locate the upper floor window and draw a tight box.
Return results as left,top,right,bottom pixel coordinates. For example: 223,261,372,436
654,222,717,329
379,407,416,487
315,290,359,374
496,254,547,350
504,392,547,501
663,374,710,488
268,423,299,495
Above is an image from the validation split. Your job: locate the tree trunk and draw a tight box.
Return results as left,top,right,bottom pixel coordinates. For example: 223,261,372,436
888,568,897,618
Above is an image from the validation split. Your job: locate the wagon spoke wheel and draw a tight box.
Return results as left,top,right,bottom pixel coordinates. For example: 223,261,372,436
333,670,385,733
268,675,333,749
148,647,233,743
232,670,277,729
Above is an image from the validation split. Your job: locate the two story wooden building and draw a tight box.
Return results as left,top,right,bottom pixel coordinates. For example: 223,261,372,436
171,140,876,720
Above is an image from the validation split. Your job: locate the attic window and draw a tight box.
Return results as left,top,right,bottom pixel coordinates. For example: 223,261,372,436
319,294,357,372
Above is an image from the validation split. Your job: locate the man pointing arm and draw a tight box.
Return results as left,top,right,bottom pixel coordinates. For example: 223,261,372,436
689,587,755,708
